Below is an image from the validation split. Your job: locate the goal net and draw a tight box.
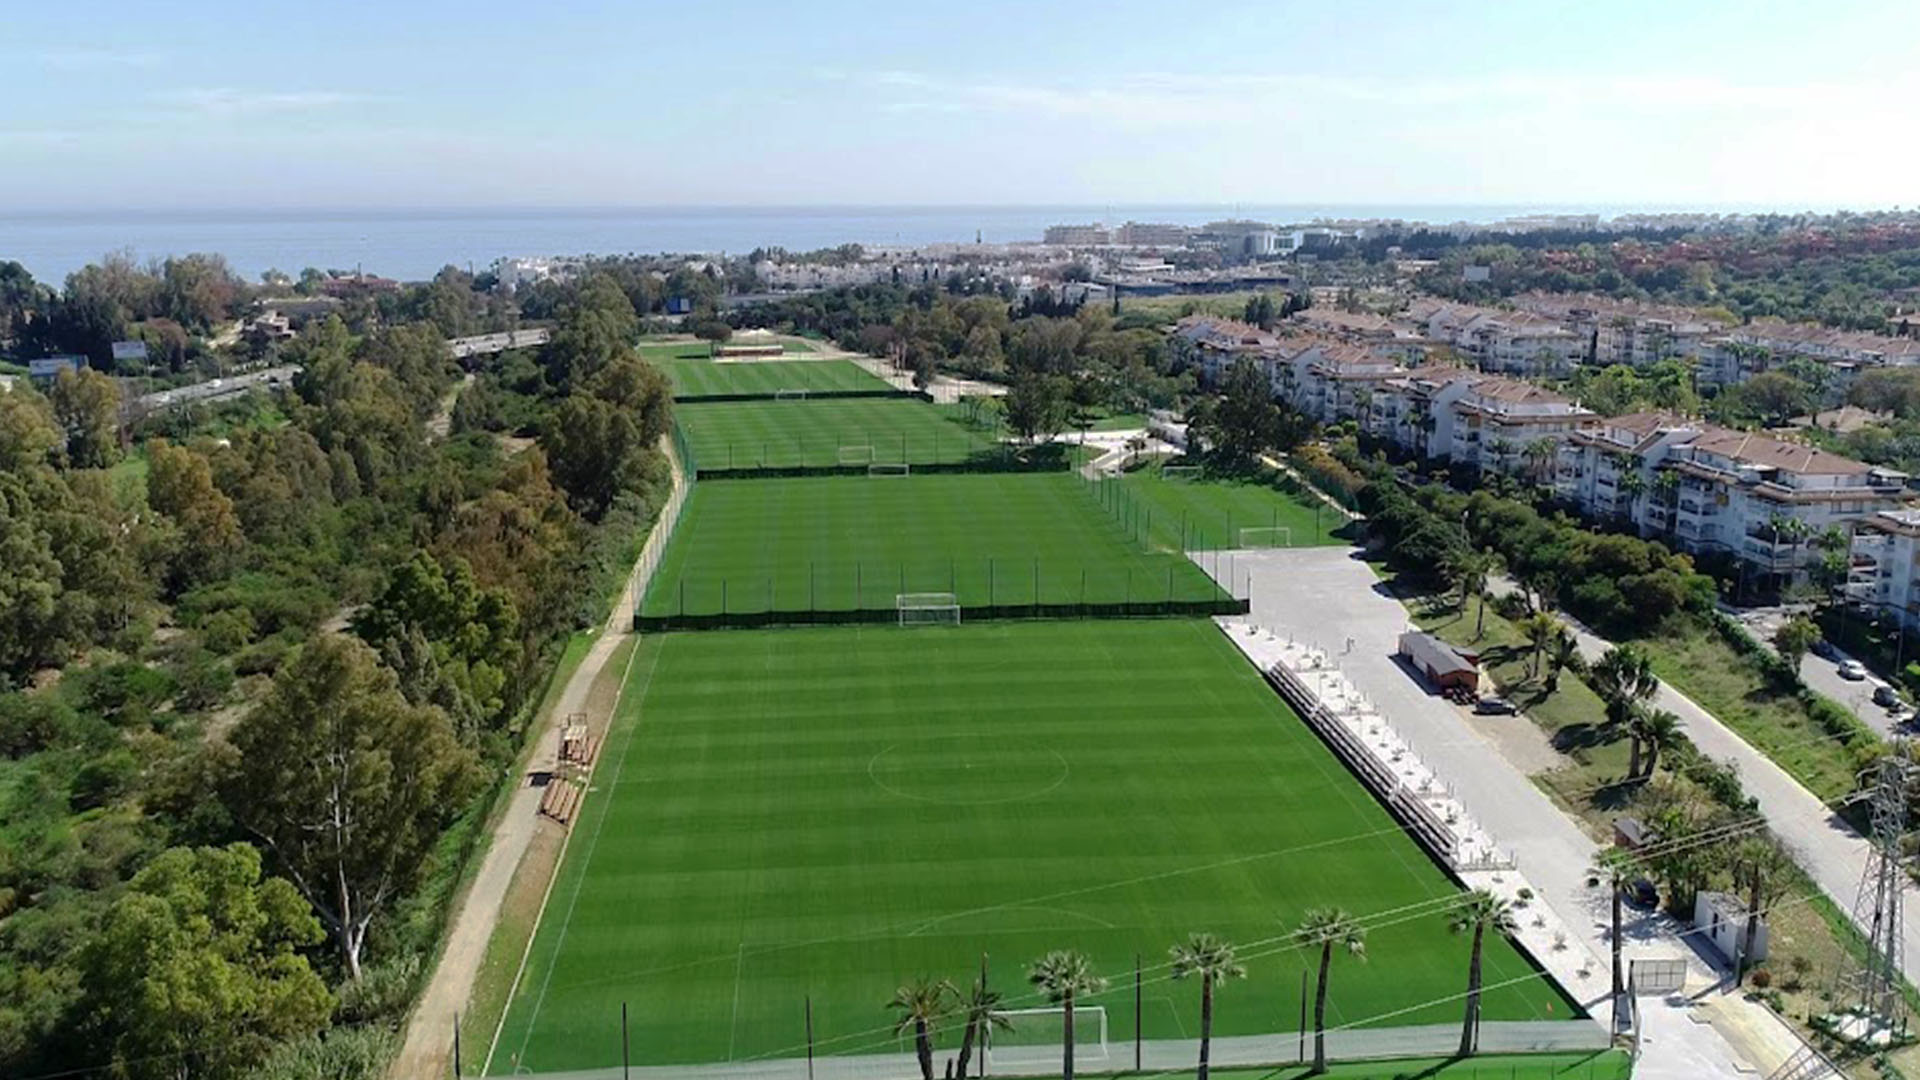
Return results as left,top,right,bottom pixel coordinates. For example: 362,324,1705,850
1161,464,1202,480
774,388,810,400
986,1007,1108,1074
838,444,874,465
897,592,960,626
1237,526,1292,548
869,462,911,477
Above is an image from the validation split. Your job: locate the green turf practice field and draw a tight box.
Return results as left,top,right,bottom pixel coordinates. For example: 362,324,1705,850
1099,460,1350,551
655,356,893,398
641,473,1229,617
488,621,1576,1073
675,398,996,471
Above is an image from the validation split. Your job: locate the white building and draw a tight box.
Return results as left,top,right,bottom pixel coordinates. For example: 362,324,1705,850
1698,319,1920,390
1848,509,1920,629
1512,294,1728,368
1693,891,1768,967
1405,300,1585,377
1558,412,1909,584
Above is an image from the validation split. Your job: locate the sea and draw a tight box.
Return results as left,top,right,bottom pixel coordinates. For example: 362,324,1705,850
0,203,1810,285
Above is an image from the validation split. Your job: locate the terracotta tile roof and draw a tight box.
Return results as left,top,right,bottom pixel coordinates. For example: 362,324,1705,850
1686,428,1876,475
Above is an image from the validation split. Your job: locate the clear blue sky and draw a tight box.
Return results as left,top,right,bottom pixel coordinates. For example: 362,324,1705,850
3,0,1916,210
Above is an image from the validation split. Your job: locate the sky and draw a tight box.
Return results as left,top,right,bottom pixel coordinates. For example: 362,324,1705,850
2,0,1918,211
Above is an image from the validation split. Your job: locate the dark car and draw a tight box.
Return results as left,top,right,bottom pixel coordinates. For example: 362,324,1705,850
1624,878,1659,908
1813,639,1840,661
1874,684,1901,709
1473,697,1519,715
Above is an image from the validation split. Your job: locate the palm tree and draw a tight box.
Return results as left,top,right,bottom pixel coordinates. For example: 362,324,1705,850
1652,469,1681,537
1545,629,1581,693
1519,611,1560,680
1632,709,1684,780
888,977,957,1080
1028,951,1105,1080
1729,836,1795,983
1589,848,1639,1006
1292,909,1367,1075
1616,467,1648,529
1170,934,1245,1080
1590,645,1659,775
1522,438,1558,489
1441,548,1498,640
1450,891,1517,1058
952,956,1010,1080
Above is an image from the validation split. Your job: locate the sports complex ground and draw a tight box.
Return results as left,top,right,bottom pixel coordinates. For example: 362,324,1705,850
1103,460,1351,552
490,622,1576,1072
676,398,996,470
483,348,1582,1076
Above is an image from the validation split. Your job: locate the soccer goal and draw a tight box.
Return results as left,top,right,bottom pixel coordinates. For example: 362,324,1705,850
986,1007,1108,1074
1161,464,1202,480
897,592,960,626
838,444,875,465
774,388,810,400
1237,526,1292,548
869,462,911,477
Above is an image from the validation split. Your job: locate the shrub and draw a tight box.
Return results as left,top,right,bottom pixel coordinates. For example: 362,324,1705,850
1750,968,1773,989
333,954,421,1026
243,1025,396,1080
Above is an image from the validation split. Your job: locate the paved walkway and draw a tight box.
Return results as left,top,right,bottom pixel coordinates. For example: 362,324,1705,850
1206,547,1802,1080
391,438,690,1080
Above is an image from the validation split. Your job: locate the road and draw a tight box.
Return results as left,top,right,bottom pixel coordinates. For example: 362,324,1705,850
1725,606,1910,737
135,364,300,411
1215,547,1795,1080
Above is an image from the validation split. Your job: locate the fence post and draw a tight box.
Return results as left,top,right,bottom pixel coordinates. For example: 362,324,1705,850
857,562,863,611
1298,970,1308,1064
452,1012,461,1079
722,578,728,615
622,1001,631,1080
806,995,815,1080
988,558,994,607
1134,955,1143,1072
1033,557,1039,607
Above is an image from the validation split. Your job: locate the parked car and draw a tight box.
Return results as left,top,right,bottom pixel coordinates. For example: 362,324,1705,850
1813,639,1840,661
1838,659,1868,680
1625,878,1659,909
1473,697,1519,715
1874,684,1901,709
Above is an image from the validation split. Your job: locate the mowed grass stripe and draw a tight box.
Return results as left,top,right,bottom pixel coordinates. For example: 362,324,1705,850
641,473,1224,617
489,622,1576,1072
675,398,993,470
1105,461,1348,551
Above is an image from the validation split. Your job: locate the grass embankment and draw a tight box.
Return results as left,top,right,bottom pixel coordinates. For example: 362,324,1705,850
1636,624,1869,803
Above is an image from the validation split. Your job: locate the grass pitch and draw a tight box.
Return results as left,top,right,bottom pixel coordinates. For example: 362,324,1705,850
676,398,998,471
641,473,1227,617
488,621,1576,1073
1105,460,1350,551
655,356,892,399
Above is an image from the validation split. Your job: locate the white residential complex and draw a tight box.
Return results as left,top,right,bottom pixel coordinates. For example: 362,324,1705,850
1176,313,1913,585
1557,413,1909,583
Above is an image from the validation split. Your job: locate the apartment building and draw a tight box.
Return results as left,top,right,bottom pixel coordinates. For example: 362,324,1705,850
1848,509,1920,628
1405,299,1585,376
1558,413,1909,583
1445,377,1597,476
1512,294,1727,368
1698,319,1920,389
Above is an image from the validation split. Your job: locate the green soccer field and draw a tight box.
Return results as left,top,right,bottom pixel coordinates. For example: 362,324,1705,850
656,356,893,398
641,473,1229,618
488,621,1576,1073
1103,460,1352,552
676,398,998,471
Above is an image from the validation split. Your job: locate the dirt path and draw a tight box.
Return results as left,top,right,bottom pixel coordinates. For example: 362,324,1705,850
429,372,475,440
389,437,689,1080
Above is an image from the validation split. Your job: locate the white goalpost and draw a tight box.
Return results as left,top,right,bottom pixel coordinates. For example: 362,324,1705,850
985,1007,1109,1074
838,444,875,465
896,592,959,626
774,388,810,400
868,462,911,477
1237,526,1292,548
